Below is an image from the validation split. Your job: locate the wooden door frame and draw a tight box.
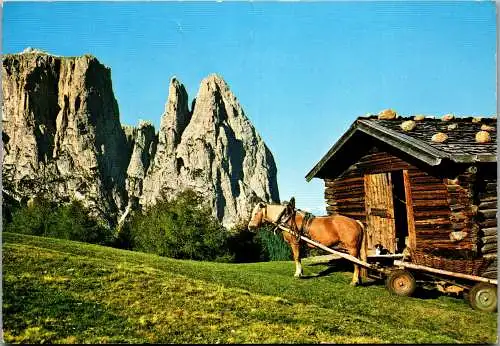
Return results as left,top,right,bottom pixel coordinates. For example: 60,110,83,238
403,169,417,251
364,172,396,253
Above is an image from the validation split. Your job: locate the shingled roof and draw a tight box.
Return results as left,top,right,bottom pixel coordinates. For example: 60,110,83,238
305,113,497,181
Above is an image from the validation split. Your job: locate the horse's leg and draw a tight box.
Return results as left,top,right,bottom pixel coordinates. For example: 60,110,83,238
348,247,361,286
290,242,303,278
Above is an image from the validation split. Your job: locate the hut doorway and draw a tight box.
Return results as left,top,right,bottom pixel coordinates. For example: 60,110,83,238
364,171,409,254
391,170,409,254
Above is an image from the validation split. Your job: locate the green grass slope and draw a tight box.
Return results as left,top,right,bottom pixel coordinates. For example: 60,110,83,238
3,232,497,344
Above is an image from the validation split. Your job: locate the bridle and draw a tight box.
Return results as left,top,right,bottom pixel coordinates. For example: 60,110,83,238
258,203,294,235
259,203,315,241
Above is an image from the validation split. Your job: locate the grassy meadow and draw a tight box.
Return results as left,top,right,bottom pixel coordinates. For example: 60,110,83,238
3,232,497,344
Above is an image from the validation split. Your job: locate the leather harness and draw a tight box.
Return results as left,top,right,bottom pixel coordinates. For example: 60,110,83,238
271,203,315,244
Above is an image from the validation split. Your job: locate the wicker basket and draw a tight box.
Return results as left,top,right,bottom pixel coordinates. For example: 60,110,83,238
411,250,490,276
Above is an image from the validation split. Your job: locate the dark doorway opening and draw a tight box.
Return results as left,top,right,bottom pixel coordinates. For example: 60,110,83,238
391,171,409,253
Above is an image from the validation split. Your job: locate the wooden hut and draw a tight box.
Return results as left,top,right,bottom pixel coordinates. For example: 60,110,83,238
306,112,497,278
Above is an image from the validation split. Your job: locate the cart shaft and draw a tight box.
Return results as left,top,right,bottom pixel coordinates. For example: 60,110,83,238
393,260,498,285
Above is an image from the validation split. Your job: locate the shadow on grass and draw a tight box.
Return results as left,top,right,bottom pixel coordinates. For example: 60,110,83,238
300,266,339,280
300,258,354,279
301,259,381,287
3,278,142,343
412,287,464,302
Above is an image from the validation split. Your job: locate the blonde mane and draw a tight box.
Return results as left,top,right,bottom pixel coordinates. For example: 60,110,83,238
263,204,287,223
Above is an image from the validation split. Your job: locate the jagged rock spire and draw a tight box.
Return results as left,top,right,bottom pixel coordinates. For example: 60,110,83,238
142,74,280,227
2,51,280,228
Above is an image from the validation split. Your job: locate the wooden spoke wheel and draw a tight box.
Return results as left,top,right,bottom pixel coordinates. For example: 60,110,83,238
468,283,497,313
386,270,416,297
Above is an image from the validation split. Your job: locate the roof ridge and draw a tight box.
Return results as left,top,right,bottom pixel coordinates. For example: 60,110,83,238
306,115,496,181
357,120,448,162
357,114,497,122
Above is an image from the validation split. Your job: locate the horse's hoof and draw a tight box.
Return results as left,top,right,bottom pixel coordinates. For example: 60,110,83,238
350,281,359,287
294,273,303,278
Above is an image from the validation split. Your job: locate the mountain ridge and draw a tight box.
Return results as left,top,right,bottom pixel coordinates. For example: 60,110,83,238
2,51,279,228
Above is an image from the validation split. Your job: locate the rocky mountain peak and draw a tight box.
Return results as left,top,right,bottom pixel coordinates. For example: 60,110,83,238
159,77,191,150
2,52,129,224
3,51,279,228
142,74,279,227
202,73,229,90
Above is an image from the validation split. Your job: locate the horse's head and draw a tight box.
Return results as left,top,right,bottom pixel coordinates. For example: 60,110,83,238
248,201,267,231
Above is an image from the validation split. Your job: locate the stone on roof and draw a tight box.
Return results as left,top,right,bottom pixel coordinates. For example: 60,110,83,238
481,124,495,132
378,109,397,120
359,114,496,158
401,120,416,132
476,131,491,143
305,113,497,181
442,114,455,121
432,132,448,143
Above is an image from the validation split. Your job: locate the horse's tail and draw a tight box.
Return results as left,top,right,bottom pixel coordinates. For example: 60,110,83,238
356,220,368,280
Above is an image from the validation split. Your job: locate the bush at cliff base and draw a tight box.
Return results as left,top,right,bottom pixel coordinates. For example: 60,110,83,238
4,189,294,263
227,220,293,262
126,189,235,262
225,223,292,262
5,198,112,245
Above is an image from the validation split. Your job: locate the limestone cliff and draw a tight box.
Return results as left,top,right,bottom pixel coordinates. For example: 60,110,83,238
142,75,280,227
140,77,190,204
2,51,129,224
125,120,156,207
2,51,279,228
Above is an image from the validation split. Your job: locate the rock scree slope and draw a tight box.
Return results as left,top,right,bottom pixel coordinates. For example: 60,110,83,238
2,50,279,228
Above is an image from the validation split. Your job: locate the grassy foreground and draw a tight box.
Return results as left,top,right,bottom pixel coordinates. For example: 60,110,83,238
2,232,497,344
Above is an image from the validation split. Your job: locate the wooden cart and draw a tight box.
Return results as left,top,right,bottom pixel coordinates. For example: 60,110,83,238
386,259,497,313
277,225,497,313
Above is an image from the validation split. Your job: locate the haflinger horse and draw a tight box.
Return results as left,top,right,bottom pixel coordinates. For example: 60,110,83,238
248,198,367,286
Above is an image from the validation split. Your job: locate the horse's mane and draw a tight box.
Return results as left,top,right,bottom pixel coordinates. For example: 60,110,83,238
267,198,320,217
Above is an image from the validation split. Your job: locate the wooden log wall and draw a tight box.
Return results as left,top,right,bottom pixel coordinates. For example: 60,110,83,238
476,175,497,278
325,176,365,222
408,172,475,253
440,169,478,253
323,149,479,254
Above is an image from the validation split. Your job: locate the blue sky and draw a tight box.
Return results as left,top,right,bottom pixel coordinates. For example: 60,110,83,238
3,1,496,214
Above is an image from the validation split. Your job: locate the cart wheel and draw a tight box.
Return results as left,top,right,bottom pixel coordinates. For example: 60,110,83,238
386,270,416,297
468,283,497,313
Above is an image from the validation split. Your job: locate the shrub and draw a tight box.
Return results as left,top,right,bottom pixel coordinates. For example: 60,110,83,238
5,197,52,237
254,225,293,261
2,191,21,229
225,221,295,263
49,201,113,245
226,222,267,263
127,189,234,262
5,198,112,245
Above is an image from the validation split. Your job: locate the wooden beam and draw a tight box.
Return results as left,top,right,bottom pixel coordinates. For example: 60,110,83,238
369,254,404,259
480,219,497,228
482,227,497,237
482,235,497,245
481,243,497,254
413,199,451,207
411,184,448,192
403,169,417,252
325,176,364,187
393,260,498,285
479,201,497,210
478,196,497,202
478,209,497,219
